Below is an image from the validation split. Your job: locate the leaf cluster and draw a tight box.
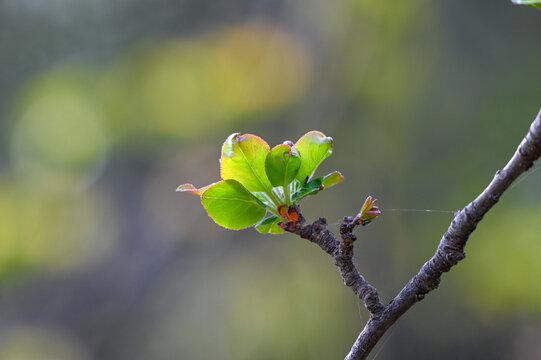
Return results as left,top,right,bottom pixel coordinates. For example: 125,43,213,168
178,131,343,232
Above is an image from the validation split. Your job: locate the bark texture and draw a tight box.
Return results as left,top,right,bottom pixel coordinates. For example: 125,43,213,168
283,108,541,360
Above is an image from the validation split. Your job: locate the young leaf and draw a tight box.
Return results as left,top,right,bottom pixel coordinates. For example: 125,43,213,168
291,177,323,202
290,171,343,202
255,215,285,234
322,171,344,188
220,133,272,193
201,180,266,230
265,144,301,188
358,196,381,224
176,183,214,195
295,131,333,184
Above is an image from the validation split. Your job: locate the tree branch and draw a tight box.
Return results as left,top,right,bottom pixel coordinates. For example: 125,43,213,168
281,213,385,315
285,107,541,360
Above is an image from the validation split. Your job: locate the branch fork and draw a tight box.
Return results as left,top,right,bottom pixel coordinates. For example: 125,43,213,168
281,208,385,317
283,108,541,360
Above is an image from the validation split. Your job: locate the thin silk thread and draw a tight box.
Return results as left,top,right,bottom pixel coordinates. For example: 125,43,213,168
381,208,455,214
356,298,365,328
370,319,402,360
328,208,455,226
510,163,541,189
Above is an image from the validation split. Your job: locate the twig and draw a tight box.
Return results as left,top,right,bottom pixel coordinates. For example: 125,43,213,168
281,213,385,315
285,107,541,360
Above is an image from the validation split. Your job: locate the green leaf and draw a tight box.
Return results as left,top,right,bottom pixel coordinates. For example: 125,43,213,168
294,131,333,184
291,177,323,202
201,180,266,230
265,144,301,188
255,215,285,234
220,133,272,193
290,171,343,202
322,171,344,189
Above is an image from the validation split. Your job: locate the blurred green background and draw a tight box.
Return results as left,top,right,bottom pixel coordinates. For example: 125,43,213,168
0,1,540,359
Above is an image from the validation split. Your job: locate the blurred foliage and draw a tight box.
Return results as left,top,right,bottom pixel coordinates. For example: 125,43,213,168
138,242,360,360
460,205,541,315
345,0,430,108
10,67,108,190
0,326,90,360
100,22,311,142
0,179,117,279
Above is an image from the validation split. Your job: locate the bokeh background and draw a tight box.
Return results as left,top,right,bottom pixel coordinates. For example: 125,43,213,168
0,0,541,359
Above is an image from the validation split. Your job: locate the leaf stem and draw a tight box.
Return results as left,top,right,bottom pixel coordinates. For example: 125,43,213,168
284,184,291,206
